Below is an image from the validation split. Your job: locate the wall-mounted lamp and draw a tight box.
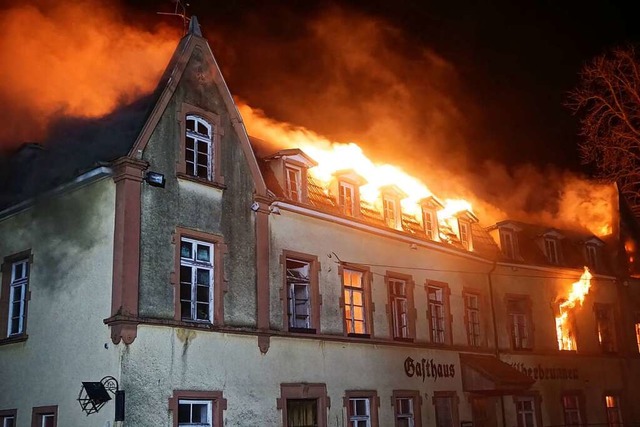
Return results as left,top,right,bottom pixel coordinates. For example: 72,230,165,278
145,171,165,188
270,206,281,215
78,376,125,421
251,202,260,212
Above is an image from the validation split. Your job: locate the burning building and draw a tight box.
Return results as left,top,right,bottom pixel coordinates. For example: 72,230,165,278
1,16,640,427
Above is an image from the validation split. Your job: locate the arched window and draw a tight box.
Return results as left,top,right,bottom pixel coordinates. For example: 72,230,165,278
185,115,213,180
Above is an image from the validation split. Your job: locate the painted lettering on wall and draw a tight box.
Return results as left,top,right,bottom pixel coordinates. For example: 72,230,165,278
404,357,455,382
510,362,578,380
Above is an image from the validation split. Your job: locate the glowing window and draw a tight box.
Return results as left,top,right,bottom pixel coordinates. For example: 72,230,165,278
458,221,471,250
595,305,616,353
423,209,437,240
343,269,368,335
339,181,356,216
185,115,213,180
383,197,398,229
285,166,302,202
605,395,623,427
635,322,640,353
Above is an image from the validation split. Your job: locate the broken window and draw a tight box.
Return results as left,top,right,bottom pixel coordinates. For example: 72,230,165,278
389,278,409,339
348,398,371,427
286,399,318,427
180,238,214,322
343,269,369,335
556,301,578,351
561,394,583,426
595,304,616,353
185,115,213,181
286,258,312,330
605,395,623,427
339,181,356,216
178,400,212,427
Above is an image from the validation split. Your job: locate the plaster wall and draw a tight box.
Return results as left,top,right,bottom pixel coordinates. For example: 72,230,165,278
0,178,122,427
138,46,257,326
122,325,471,427
269,208,494,347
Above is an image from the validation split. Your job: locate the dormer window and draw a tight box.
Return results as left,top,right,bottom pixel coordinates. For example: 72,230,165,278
380,185,407,230
265,149,318,204
186,115,213,180
285,165,302,202
419,196,443,241
339,181,355,216
545,238,560,264
584,237,604,271
500,229,517,258
455,210,478,251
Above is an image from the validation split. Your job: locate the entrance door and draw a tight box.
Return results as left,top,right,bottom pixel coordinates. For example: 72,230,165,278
471,397,497,427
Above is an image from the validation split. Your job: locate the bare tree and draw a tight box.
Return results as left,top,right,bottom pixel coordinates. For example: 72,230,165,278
568,45,640,216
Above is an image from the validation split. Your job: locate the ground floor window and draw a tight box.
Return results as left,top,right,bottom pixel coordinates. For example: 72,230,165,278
31,406,57,427
345,391,378,427
514,396,539,427
0,410,16,427
433,392,458,427
279,384,328,427
169,391,226,427
392,390,421,427
562,393,584,426
605,395,623,427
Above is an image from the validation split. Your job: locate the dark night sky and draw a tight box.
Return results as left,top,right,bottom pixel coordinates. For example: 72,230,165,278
126,0,640,176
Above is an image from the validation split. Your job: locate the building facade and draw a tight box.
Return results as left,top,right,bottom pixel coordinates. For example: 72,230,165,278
1,18,640,427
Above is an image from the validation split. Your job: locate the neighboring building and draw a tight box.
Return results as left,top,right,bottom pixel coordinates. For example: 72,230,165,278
1,18,640,427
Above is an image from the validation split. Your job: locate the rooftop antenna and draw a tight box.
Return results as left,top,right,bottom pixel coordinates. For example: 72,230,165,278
157,0,190,34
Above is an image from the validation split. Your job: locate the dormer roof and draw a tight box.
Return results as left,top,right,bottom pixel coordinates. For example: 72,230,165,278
379,184,408,200
419,195,444,210
541,228,565,239
264,148,318,168
455,210,479,223
584,236,605,246
333,169,367,186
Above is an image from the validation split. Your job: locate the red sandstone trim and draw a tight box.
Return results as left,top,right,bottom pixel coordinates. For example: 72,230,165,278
255,197,271,352
391,390,422,427
31,405,57,427
344,390,379,427
277,383,329,427
169,390,226,427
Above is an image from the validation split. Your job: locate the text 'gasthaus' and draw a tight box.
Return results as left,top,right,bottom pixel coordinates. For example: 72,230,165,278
404,357,455,382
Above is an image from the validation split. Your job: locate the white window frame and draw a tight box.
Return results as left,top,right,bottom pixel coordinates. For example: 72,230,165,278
286,258,312,330
285,165,302,202
458,220,471,250
180,237,214,323
349,397,371,427
2,416,15,427
465,294,481,347
562,394,582,426
515,397,538,427
344,269,367,335
428,286,445,344
500,229,517,259
423,209,437,240
8,259,28,336
177,399,212,427
510,312,529,349
383,196,399,229
395,397,414,427
545,238,559,264
185,115,213,181
339,181,356,216
40,414,55,427
390,279,409,339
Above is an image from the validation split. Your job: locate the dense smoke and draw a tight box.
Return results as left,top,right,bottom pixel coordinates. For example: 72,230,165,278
0,0,180,150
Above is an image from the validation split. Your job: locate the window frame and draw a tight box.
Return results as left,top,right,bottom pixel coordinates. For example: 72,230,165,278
458,220,472,250
426,281,452,345
340,265,374,337
635,320,640,353
31,406,57,427
339,180,357,217
383,196,400,229
500,228,518,259
344,390,379,427
512,394,542,427
432,391,459,427
281,251,321,333
505,294,534,350
386,272,416,341
177,103,224,187
391,390,422,427
561,391,586,427
594,303,617,354
604,394,623,427
171,228,226,325
585,244,599,271
1,250,32,342
544,237,560,265
0,409,17,427
463,289,483,347
278,383,329,427
285,164,303,202
169,390,226,427
423,208,438,240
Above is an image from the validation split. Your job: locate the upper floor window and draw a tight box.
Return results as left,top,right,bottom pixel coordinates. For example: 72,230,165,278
342,268,372,336
595,304,616,353
428,284,450,345
284,253,320,333
339,181,356,216
180,237,214,322
500,229,518,259
605,395,623,427
383,197,399,229
1,251,31,340
420,196,443,241
586,244,598,270
286,165,302,202
387,275,414,340
507,297,532,350
544,237,561,265
185,115,213,181
459,221,471,250
464,292,482,347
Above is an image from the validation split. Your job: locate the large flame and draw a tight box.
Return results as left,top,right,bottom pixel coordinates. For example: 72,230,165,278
555,267,593,351
239,102,475,225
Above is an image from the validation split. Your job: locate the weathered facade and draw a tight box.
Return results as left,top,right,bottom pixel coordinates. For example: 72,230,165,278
1,18,640,427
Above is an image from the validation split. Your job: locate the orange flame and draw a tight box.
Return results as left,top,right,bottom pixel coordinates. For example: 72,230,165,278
555,267,592,351
239,102,475,227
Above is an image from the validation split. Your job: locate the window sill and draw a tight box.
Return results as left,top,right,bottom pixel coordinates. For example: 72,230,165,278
347,333,371,339
0,334,28,346
393,337,415,343
176,173,226,190
289,327,317,334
